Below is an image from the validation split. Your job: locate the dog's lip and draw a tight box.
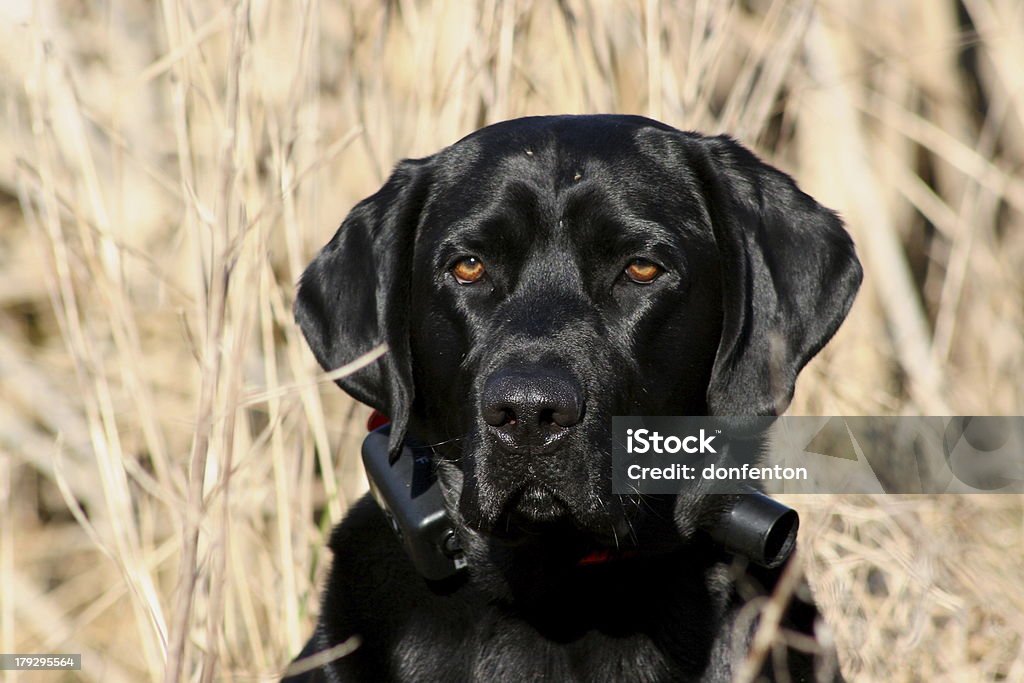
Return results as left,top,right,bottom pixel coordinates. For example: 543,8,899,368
473,483,636,552
467,482,574,541
507,482,570,522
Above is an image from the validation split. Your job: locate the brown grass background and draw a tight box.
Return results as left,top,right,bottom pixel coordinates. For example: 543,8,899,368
2,0,1023,681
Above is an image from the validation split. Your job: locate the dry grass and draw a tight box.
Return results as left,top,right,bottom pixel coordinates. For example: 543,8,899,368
1,1,1022,681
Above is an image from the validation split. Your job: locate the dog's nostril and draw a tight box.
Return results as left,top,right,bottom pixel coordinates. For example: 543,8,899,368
552,406,582,428
483,405,516,427
537,405,582,428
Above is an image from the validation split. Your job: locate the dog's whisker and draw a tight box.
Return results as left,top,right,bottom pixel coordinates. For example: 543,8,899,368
421,435,466,449
623,506,639,547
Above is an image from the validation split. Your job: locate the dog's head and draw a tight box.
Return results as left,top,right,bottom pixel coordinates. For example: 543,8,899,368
296,115,861,584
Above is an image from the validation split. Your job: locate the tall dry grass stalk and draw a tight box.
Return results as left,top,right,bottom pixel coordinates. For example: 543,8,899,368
1,1,1022,680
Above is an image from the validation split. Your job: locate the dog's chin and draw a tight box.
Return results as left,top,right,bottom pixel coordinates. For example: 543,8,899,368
506,481,571,523
465,482,622,553
486,482,574,539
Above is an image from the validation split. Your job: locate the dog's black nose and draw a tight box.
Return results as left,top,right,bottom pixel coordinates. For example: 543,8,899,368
481,369,584,449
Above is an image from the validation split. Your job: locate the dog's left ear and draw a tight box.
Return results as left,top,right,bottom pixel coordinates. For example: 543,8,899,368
690,134,863,415
294,157,433,461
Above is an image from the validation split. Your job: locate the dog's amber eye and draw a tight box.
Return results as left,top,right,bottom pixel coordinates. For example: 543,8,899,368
452,256,486,284
624,259,662,284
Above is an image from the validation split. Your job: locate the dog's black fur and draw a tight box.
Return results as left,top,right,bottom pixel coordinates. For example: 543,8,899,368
286,115,862,682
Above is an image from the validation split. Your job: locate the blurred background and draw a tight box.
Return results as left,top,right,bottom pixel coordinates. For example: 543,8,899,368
1,0,1023,680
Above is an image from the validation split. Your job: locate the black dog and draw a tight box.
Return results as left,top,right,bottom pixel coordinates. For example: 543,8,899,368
287,115,862,682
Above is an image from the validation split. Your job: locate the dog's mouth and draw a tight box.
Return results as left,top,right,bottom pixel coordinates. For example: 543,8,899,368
494,482,572,534
462,481,587,542
471,482,628,550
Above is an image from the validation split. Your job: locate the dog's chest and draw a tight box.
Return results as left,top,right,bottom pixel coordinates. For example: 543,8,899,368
389,607,727,683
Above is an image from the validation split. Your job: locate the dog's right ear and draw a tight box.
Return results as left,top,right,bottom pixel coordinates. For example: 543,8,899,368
295,157,433,461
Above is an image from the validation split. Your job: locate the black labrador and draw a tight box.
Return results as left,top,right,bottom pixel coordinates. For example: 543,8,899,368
287,115,862,682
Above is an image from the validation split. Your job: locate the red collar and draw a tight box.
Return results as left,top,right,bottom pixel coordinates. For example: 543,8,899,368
577,548,638,566
367,410,391,432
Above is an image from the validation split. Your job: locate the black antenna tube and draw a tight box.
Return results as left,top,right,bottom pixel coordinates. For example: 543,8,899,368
706,491,799,569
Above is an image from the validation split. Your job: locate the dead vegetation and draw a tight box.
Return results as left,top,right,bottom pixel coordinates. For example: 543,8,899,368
1,1,1022,680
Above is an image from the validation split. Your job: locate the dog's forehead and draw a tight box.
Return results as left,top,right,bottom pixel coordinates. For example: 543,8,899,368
422,115,707,243
433,115,680,180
